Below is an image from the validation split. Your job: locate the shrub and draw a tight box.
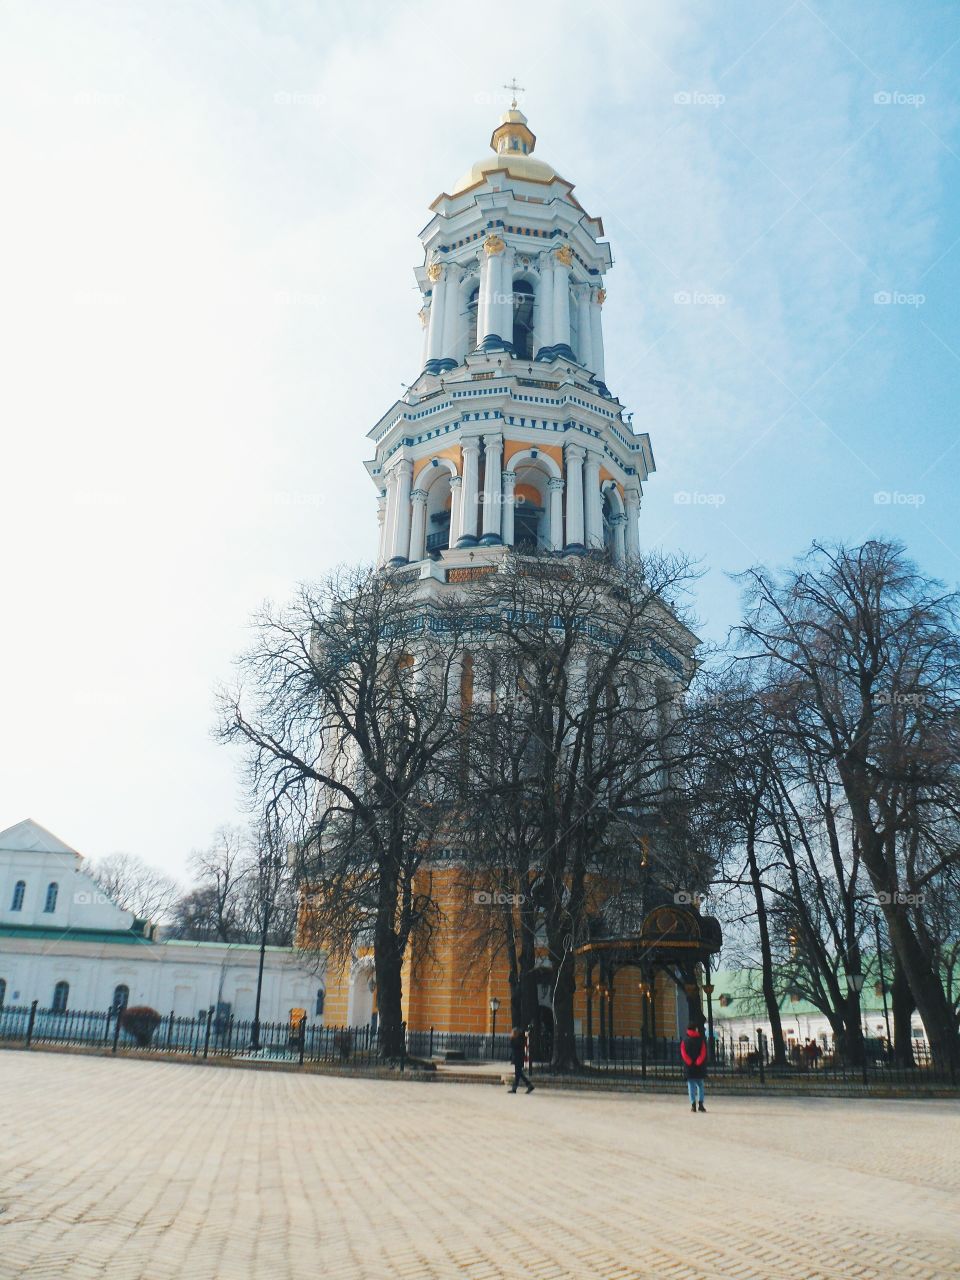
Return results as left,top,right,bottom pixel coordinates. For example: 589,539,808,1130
119,1005,162,1048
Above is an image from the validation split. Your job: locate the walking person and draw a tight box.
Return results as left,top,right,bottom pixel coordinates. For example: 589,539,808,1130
680,1021,707,1112
509,1026,534,1094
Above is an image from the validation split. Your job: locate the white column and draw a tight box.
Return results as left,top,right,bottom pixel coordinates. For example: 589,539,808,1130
536,252,554,353
376,492,388,566
612,514,626,564
389,459,413,561
409,487,428,561
591,288,606,381
564,444,585,547
552,248,572,350
548,478,564,551
624,487,641,558
576,287,593,370
583,450,603,549
419,305,430,367
457,438,481,545
479,237,505,342
480,434,503,544
502,470,516,546
449,475,463,546
441,266,462,361
383,469,399,563
426,265,446,362
498,247,514,348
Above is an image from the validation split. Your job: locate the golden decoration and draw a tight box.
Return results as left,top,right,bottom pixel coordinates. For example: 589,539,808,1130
427,262,443,283
555,244,573,266
483,234,506,256
596,287,606,305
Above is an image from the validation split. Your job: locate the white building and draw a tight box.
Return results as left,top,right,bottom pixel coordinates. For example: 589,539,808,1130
0,819,325,1024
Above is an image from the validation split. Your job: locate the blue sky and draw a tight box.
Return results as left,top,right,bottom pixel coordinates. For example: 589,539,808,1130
1,1,958,876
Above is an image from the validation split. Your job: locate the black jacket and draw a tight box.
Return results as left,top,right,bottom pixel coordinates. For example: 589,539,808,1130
680,1030,708,1079
510,1034,526,1066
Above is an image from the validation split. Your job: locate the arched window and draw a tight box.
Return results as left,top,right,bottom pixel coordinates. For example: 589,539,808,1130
315,989,325,1017
466,287,479,351
44,882,58,913
512,280,535,360
52,981,69,1013
0,978,6,1009
112,984,130,1014
10,880,25,911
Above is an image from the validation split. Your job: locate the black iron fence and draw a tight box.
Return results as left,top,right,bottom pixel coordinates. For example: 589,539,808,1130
1,1003,955,1085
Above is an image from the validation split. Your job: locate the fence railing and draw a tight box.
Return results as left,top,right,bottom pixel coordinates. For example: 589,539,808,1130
0,1003,955,1085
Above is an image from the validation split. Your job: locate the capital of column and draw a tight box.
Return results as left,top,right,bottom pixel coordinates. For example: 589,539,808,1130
411,487,428,505
461,437,482,456
502,468,516,484
427,261,443,283
554,244,574,267
484,234,506,256
548,477,564,492
565,443,587,463
449,475,463,491
624,486,641,510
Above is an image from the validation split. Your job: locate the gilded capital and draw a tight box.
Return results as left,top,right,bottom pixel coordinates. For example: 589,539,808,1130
596,287,606,305
483,234,506,257
555,244,574,267
427,262,443,283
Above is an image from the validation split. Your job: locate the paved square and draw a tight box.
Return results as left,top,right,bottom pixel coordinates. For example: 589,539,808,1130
0,1053,957,1280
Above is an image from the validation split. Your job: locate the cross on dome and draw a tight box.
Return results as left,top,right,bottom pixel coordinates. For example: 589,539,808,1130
502,78,525,109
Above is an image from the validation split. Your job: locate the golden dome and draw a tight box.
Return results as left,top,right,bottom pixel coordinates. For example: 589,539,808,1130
450,107,562,196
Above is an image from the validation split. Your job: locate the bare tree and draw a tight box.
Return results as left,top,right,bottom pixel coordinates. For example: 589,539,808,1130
735,539,960,1069
88,852,180,924
461,550,703,1071
218,564,471,1060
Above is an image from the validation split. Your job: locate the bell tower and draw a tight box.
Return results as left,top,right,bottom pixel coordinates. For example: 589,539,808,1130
366,105,655,567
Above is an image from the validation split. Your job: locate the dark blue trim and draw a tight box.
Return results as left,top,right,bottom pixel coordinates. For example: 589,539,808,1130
423,357,458,375
455,535,480,549
477,533,503,546
534,343,577,363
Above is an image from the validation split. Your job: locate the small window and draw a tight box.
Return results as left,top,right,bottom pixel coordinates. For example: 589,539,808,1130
11,880,25,911
112,984,129,1014
52,981,69,1013
0,978,6,1010
315,989,325,1017
44,882,59,913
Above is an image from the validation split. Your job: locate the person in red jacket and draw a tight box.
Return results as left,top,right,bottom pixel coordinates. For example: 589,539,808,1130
680,1022,708,1112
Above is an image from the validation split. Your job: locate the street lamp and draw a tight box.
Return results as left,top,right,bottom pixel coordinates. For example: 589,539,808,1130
489,997,500,1059
847,972,868,1085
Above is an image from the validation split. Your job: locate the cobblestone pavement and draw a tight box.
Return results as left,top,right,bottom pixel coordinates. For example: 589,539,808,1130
1,1053,958,1280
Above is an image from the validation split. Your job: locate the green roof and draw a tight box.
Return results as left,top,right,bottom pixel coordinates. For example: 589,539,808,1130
710,963,892,1017
0,924,154,946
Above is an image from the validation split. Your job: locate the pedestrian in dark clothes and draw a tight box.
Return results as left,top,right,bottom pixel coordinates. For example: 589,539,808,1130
680,1022,707,1112
509,1026,534,1094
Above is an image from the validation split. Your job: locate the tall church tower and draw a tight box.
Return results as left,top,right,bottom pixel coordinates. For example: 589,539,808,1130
367,102,654,569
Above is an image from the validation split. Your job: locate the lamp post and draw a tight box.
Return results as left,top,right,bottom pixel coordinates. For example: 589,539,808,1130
756,1027,766,1084
489,996,500,1059
848,971,868,1086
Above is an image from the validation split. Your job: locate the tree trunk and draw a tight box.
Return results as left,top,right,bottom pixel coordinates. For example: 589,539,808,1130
884,902,958,1070
746,819,788,1065
549,933,579,1071
891,952,915,1067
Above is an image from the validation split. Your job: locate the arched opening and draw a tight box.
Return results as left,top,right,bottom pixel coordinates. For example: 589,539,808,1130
44,882,58,913
0,978,6,1010
112,984,130,1013
513,479,547,550
423,464,455,555
11,880,25,911
466,286,479,352
512,279,535,359
602,489,616,555
52,980,69,1013
315,988,325,1018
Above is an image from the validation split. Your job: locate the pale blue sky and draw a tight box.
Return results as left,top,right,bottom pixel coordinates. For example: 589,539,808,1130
1,1,958,877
